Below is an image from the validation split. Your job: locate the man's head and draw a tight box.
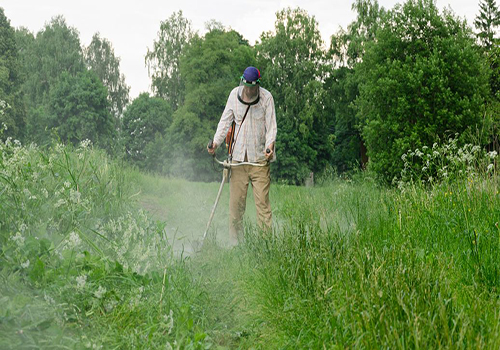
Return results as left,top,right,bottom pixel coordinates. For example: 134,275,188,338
241,66,261,86
238,66,260,105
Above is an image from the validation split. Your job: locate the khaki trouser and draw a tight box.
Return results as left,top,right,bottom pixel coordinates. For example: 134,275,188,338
229,163,272,245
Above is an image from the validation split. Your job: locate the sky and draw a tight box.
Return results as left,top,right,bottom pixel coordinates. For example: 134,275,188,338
2,0,479,99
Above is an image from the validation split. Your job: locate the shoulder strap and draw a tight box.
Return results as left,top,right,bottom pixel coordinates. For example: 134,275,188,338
229,104,251,159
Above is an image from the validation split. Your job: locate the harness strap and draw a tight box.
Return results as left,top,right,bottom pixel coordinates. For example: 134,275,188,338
228,104,251,160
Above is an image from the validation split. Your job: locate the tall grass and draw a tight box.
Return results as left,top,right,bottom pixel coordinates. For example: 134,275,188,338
235,146,500,348
0,138,213,349
2,129,499,349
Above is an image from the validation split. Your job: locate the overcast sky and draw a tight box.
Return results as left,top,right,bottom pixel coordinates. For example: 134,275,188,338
2,0,479,99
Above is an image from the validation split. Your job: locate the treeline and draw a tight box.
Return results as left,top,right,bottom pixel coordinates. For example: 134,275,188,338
0,0,499,184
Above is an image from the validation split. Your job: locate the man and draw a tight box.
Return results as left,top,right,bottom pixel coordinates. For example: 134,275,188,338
207,66,277,246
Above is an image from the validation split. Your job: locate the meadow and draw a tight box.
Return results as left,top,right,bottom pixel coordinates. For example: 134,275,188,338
1,137,499,349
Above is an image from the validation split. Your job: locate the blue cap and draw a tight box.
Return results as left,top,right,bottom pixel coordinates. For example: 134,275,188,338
242,66,261,83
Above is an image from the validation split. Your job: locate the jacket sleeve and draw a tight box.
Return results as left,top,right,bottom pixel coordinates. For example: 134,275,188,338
265,94,277,150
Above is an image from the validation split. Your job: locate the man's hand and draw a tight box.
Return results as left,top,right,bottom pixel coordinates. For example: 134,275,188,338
265,143,274,160
207,141,217,155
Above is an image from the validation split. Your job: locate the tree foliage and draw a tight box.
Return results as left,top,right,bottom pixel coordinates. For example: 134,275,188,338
121,93,172,171
165,27,256,181
330,0,387,68
0,8,25,140
474,0,500,50
16,16,86,144
20,16,84,109
49,70,115,149
257,7,334,184
356,0,490,182
145,11,193,111
2,4,497,185
327,0,387,172
85,33,130,120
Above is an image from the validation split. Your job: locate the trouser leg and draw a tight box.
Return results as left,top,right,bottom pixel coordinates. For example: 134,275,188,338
229,165,249,245
249,165,272,231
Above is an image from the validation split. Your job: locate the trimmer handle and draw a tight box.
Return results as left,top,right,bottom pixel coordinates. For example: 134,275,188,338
208,140,214,150
266,148,271,154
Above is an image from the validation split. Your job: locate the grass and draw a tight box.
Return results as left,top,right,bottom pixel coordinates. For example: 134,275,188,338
1,139,500,348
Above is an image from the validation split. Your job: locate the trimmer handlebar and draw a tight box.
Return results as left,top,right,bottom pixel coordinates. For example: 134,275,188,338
213,157,269,168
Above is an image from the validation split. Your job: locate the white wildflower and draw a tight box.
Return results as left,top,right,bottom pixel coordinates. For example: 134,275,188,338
94,285,107,299
42,189,49,198
64,181,71,188
44,294,55,305
68,231,81,248
21,260,30,269
433,151,440,157
76,275,87,289
19,223,28,233
80,139,92,149
104,299,118,312
11,232,25,247
487,163,494,172
54,199,66,208
164,309,174,334
69,189,81,203
488,151,498,159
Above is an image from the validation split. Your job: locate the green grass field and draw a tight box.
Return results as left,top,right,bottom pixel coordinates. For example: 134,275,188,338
1,141,499,349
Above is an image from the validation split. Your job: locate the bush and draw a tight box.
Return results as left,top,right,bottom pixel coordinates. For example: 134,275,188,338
356,0,490,182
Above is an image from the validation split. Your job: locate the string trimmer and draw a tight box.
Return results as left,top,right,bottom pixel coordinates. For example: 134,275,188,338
202,140,270,246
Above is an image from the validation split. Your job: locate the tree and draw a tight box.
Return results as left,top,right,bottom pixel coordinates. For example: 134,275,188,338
257,7,333,184
121,93,172,171
166,27,256,181
0,8,26,139
145,11,193,111
21,16,84,109
474,0,500,100
330,0,387,67
325,67,363,172
48,70,115,149
84,33,130,121
16,16,85,143
474,0,500,50
355,0,490,182
328,0,387,172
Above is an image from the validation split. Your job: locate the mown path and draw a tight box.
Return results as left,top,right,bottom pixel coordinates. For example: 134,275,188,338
136,175,260,255
136,174,262,348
